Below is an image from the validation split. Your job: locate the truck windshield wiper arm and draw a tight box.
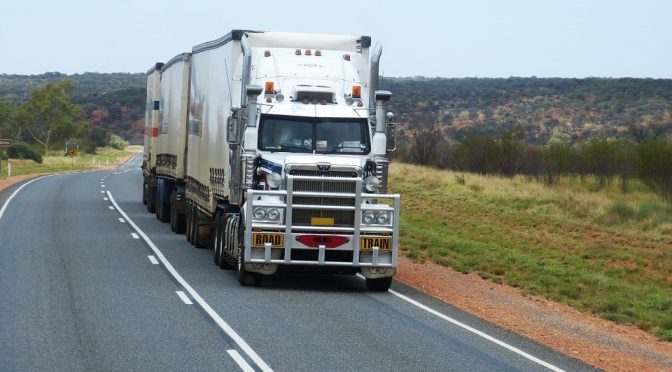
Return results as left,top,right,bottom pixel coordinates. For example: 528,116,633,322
270,144,312,153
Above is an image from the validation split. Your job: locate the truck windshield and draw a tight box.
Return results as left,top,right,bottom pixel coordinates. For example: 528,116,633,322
258,115,370,154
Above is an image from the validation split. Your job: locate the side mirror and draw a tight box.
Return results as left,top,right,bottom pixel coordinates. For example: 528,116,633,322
227,107,242,145
386,112,396,152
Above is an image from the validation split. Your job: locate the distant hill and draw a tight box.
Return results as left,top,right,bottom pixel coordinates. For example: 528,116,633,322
0,72,146,144
383,77,672,143
2,73,671,144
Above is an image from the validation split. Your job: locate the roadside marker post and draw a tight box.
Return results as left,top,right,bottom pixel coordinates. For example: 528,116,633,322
0,139,12,178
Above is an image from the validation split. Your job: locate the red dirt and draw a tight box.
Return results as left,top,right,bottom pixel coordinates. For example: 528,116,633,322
395,256,672,371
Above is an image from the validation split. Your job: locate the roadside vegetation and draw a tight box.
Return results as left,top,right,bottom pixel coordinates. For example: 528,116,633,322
391,162,672,341
0,146,135,178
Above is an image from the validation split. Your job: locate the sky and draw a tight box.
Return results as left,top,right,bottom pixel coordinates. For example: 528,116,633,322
0,0,670,78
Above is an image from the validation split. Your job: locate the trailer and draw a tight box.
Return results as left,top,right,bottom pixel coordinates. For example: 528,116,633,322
144,30,399,290
142,62,163,212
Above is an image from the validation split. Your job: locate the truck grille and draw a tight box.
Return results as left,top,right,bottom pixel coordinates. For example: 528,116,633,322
289,170,358,227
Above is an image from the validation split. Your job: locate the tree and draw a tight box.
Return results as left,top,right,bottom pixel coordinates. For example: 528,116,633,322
0,101,17,138
14,80,87,154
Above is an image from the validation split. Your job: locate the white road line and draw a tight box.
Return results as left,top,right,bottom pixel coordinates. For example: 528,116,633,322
101,190,105,194
108,206,115,210
0,175,53,221
118,218,126,223
106,191,273,372
176,291,193,305
383,283,565,372
104,197,109,201
130,232,139,239
147,255,159,265
227,350,255,372
101,185,105,188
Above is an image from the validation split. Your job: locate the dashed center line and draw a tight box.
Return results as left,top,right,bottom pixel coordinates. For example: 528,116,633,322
176,291,193,305
118,218,126,223
130,232,139,239
147,255,159,265
108,206,115,210
104,197,109,201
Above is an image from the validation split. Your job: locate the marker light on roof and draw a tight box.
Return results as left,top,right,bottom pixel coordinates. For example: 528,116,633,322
352,85,362,98
295,49,301,55
315,50,322,56
264,50,271,57
305,49,312,56
343,54,350,61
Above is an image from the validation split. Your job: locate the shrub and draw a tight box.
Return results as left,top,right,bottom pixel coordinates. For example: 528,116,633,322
109,134,128,151
7,142,43,163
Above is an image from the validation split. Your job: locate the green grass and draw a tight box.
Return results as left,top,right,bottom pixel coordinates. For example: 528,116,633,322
390,163,672,341
0,146,137,178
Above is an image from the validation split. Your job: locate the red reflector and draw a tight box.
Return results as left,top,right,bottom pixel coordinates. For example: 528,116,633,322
296,235,348,248
152,127,159,137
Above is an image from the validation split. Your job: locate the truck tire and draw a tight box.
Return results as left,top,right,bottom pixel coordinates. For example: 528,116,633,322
186,203,193,243
193,208,208,249
170,190,186,234
237,244,261,286
142,182,148,205
147,183,157,213
365,277,393,291
156,186,170,223
213,210,222,265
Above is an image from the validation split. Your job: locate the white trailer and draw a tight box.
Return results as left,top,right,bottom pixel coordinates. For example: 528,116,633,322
153,53,191,231
145,30,399,290
142,62,163,211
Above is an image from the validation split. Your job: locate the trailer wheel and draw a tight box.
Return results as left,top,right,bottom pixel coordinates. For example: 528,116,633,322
193,208,208,249
170,194,177,232
147,183,157,213
365,277,393,291
170,190,185,234
142,182,148,205
213,210,223,265
237,244,261,286
156,186,170,223
186,203,193,243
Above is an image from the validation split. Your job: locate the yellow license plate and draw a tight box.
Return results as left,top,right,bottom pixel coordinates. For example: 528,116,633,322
360,236,392,252
311,217,334,226
251,233,284,248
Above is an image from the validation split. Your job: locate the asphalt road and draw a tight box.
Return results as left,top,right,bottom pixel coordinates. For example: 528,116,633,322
0,156,595,371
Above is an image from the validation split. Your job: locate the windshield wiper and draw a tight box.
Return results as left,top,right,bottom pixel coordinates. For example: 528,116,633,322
270,144,311,153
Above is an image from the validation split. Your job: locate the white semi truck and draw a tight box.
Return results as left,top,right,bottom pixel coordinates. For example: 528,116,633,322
143,30,399,290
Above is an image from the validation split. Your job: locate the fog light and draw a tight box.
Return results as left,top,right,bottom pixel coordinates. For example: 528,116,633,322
363,211,375,224
376,211,390,225
267,208,280,221
253,207,266,220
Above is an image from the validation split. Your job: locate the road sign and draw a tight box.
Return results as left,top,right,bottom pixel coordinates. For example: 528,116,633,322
0,138,11,147
65,143,79,157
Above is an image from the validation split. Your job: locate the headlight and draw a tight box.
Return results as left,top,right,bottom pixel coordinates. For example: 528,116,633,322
253,207,267,220
267,208,280,221
376,211,390,225
364,175,381,192
363,211,375,224
267,172,282,188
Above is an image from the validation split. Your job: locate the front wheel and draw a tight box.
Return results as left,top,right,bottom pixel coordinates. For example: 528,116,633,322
365,277,392,291
237,245,261,287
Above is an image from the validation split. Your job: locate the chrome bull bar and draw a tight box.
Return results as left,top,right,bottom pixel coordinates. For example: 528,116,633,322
244,174,400,268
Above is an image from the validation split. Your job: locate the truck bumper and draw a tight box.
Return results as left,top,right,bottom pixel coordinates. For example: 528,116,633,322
243,183,400,277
